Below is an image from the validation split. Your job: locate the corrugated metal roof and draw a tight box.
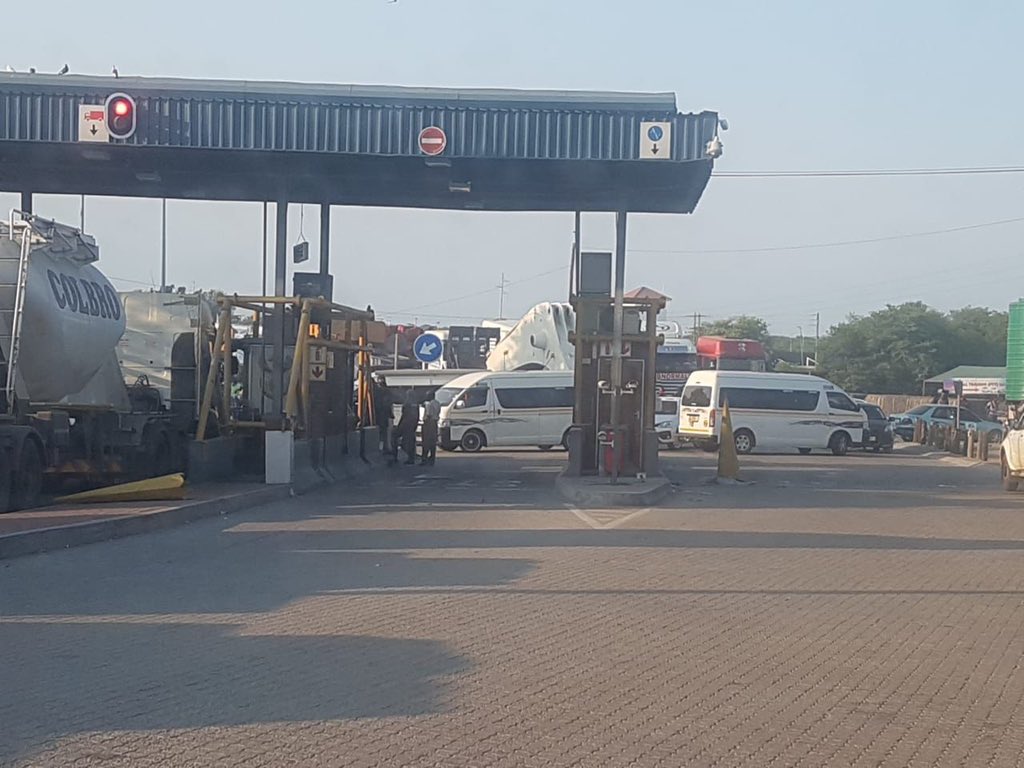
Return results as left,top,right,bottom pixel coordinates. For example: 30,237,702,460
924,366,1006,383
0,73,714,162
0,73,679,111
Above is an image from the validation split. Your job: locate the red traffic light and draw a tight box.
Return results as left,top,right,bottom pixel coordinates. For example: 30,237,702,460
104,93,136,140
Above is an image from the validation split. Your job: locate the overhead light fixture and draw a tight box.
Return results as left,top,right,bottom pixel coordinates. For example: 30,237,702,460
448,180,471,193
135,171,162,182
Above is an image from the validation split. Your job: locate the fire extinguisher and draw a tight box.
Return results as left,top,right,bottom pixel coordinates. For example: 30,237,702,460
598,428,625,475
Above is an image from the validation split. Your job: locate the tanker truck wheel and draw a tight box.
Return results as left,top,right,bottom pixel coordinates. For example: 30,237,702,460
12,440,43,510
143,426,174,478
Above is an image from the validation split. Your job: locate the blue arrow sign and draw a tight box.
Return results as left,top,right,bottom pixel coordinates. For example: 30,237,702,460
647,125,664,142
413,332,443,363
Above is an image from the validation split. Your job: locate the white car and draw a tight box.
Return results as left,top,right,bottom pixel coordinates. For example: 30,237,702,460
656,396,681,448
1000,418,1024,491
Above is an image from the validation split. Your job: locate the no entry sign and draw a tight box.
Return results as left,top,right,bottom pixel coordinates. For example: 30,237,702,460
418,126,447,156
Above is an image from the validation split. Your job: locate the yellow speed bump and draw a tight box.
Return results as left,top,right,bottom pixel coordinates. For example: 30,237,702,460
56,473,186,504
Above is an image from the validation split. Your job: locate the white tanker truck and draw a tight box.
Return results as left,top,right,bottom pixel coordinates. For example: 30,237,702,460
0,213,193,510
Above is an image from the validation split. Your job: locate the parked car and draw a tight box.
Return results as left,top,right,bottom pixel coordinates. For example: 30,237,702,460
656,396,681,449
890,404,1004,442
1000,415,1024,491
855,400,894,453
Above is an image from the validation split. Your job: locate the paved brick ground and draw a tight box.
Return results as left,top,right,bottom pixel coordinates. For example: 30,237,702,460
3,448,1024,767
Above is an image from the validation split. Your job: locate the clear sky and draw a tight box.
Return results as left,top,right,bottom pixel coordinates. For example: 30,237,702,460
3,0,1023,335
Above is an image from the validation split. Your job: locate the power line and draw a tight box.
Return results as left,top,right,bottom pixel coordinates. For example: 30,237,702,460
389,265,567,314
713,165,1024,178
629,215,1024,256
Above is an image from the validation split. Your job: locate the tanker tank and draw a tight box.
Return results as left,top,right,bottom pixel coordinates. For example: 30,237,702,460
0,216,126,404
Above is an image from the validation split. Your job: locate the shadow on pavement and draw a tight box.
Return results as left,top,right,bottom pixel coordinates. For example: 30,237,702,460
0,622,466,765
219,528,1024,553
1,548,536,617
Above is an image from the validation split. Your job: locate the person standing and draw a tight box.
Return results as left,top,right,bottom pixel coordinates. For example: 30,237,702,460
421,391,441,466
374,380,395,456
395,393,420,465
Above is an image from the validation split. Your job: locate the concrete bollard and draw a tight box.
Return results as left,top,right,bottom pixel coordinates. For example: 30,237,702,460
967,430,976,459
980,435,990,462
959,429,969,456
914,420,925,443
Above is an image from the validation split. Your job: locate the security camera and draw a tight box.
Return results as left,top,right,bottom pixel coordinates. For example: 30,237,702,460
718,118,729,131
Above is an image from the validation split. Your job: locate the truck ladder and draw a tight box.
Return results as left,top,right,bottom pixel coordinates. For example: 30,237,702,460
1,226,31,410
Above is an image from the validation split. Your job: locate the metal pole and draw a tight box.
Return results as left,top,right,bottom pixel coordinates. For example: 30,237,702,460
498,272,505,319
19,192,31,215
261,203,268,297
319,203,330,278
814,312,820,366
273,199,288,419
393,332,399,371
571,211,581,298
80,195,85,231
610,211,627,485
260,202,268,338
160,198,167,290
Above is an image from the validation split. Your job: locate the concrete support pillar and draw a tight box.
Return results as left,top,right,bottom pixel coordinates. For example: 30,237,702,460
271,199,289,419
319,203,330,277
609,211,627,484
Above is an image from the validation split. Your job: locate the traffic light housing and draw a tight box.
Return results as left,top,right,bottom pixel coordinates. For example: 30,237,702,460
105,93,136,140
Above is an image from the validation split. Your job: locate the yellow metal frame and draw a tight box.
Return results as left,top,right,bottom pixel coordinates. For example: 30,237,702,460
196,294,374,441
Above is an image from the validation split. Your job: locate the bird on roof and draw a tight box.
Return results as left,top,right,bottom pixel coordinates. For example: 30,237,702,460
57,64,69,75
112,66,119,78
28,67,36,74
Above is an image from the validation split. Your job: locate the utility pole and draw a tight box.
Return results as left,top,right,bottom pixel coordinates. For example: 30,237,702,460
160,198,167,291
798,326,805,365
497,272,510,319
814,312,821,367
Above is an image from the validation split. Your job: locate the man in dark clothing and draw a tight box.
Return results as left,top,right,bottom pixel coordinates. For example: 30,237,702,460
395,394,419,465
374,380,395,456
420,391,440,466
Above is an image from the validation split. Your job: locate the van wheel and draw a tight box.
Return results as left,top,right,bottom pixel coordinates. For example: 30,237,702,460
699,440,719,453
829,432,851,456
460,430,485,453
538,445,554,451
798,448,812,455
561,429,571,451
1002,455,1019,491
12,440,43,510
733,430,755,455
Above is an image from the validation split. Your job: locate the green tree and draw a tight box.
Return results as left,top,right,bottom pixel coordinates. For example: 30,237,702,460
698,315,769,342
819,302,954,394
947,306,1007,366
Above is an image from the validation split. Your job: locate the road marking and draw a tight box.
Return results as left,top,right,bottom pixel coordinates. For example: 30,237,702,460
567,504,652,530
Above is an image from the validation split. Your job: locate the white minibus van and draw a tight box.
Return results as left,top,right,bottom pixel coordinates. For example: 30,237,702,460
437,370,574,452
677,370,866,455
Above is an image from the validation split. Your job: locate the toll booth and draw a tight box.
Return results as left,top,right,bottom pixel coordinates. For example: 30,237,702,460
566,251,665,478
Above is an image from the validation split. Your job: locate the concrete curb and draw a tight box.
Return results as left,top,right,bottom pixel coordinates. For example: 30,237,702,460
0,485,292,561
556,473,672,508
